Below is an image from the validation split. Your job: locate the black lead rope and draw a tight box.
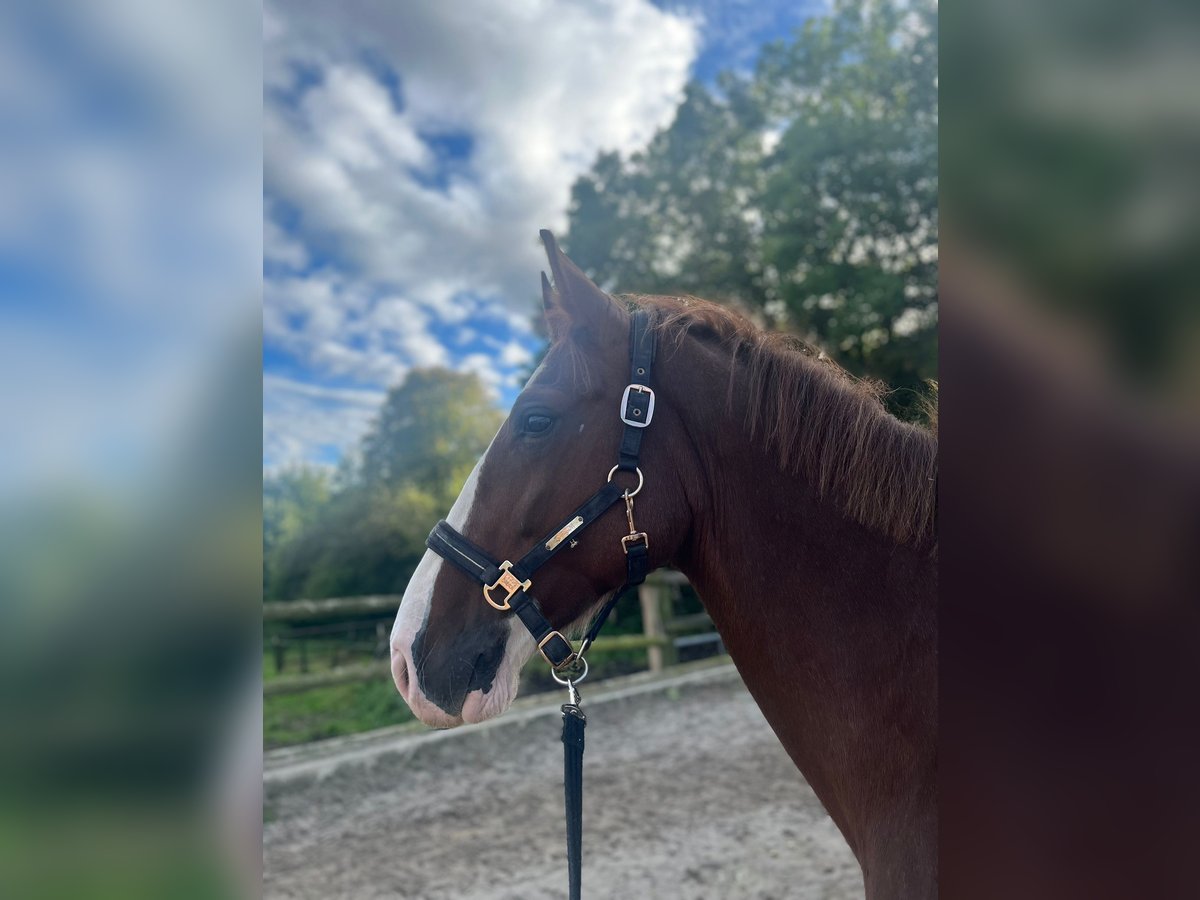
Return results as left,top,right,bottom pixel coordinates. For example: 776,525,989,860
425,308,657,900
555,547,650,900
561,698,586,900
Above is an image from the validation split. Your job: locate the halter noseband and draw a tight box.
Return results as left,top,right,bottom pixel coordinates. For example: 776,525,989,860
424,308,658,671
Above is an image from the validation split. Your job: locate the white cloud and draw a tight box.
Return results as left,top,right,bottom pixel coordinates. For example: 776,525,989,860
264,274,451,386
395,328,448,370
265,0,699,309
263,375,385,470
265,215,309,271
301,66,432,173
264,374,385,407
499,340,533,367
458,352,505,398
263,0,701,467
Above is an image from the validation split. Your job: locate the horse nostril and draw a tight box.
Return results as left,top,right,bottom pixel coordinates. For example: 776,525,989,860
391,645,410,696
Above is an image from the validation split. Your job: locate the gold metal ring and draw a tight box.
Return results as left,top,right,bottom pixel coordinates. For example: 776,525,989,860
606,465,643,497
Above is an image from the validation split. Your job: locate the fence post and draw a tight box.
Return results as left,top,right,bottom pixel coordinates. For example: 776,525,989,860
661,581,679,668
271,634,286,674
639,582,665,674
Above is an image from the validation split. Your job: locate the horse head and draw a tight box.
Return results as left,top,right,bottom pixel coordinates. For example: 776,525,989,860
390,231,692,726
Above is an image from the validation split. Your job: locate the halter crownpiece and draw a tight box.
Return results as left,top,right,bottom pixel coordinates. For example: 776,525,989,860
424,308,658,670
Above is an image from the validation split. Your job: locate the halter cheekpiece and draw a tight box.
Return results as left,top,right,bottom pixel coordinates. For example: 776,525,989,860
423,308,659,900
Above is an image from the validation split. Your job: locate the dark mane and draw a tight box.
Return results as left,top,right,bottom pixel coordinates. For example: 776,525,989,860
631,294,938,548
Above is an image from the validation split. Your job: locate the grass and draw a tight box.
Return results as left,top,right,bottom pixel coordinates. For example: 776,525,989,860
264,678,415,749
263,648,655,749
263,638,379,682
263,613,714,749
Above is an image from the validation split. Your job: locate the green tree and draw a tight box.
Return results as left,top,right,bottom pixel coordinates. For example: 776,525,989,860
564,0,937,417
565,78,765,307
359,368,502,501
940,0,1197,392
263,465,331,588
265,368,502,600
757,0,937,401
265,483,441,601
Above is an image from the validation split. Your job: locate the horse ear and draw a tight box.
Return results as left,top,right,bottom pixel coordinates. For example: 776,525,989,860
540,270,568,341
539,229,624,345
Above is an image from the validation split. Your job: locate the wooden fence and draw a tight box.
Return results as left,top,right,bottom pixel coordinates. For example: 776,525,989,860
263,570,719,696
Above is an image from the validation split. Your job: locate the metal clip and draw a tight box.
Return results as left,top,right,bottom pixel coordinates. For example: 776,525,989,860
621,493,649,554
551,656,589,701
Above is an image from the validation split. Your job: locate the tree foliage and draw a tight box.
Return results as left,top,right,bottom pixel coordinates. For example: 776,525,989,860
564,0,937,416
265,368,501,601
264,466,331,555
265,482,441,601
359,369,502,502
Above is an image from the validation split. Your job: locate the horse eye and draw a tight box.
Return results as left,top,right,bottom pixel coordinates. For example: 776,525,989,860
523,413,554,435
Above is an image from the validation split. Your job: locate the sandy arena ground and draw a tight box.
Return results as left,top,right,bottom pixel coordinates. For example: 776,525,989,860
264,662,864,900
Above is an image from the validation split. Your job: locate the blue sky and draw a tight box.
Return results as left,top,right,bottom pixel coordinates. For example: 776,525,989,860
264,0,823,472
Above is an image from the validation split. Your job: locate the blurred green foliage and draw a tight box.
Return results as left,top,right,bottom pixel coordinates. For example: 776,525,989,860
941,0,1200,398
263,368,502,601
564,0,938,418
263,466,329,589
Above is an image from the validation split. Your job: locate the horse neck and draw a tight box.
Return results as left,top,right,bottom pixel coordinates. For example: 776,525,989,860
660,334,937,897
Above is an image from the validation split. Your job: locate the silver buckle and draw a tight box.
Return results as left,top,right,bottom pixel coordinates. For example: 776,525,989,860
619,384,655,428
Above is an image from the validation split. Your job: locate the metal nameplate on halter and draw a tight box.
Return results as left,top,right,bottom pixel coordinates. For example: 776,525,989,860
619,384,655,428
483,560,531,611
546,516,584,551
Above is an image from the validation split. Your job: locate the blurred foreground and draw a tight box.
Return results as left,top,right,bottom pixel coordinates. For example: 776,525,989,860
941,0,1200,896
0,2,260,898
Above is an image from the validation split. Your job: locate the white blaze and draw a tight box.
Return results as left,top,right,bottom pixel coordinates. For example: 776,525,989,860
392,362,557,725
390,437,491,652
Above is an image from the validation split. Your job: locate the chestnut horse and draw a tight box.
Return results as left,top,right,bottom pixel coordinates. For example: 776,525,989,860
391,232,938,900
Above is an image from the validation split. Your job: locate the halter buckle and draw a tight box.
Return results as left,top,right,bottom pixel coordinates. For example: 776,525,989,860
621,532,649,553
483,561,531,611
619,384,655,428
539,630,578,669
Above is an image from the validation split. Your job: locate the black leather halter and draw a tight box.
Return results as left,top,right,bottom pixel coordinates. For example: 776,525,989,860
423,309,658,900
424,308,658,672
